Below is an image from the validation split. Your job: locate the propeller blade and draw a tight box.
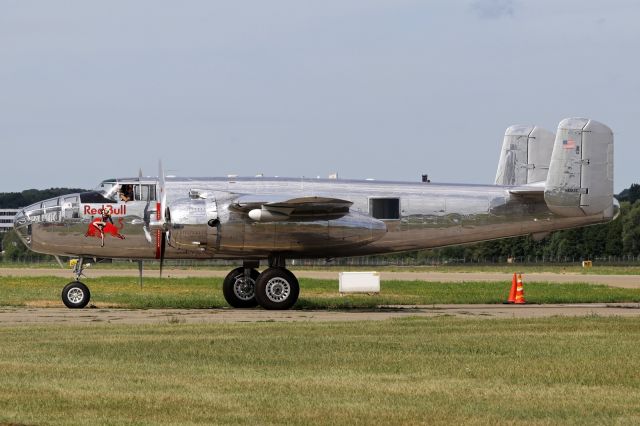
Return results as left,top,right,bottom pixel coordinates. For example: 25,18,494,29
158,159,166,222
156,160,168,278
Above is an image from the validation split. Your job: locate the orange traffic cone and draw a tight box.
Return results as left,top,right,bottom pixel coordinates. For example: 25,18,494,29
505,273,517,304
514,273,526,304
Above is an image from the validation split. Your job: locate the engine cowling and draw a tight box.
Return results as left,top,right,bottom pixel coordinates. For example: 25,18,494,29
167,198,218,252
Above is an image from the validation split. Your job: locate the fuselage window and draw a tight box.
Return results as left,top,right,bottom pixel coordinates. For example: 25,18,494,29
369,198,401,220
43,198,59,208
63,196,80,219
133,184,157,202
143,185,157,201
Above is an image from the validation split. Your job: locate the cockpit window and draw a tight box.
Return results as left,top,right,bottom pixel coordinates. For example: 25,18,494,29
90,180,157,203
93,180,120,201
134,184,156,201
80,191,115,203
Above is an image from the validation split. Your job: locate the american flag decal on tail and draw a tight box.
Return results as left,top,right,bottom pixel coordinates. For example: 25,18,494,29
562,138,576,149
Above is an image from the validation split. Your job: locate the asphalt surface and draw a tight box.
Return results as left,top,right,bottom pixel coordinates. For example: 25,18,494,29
1,303,639,326
0,267,639,287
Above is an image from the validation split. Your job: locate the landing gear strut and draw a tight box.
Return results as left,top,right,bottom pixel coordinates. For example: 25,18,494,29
222,257,300,310
62,257,91,309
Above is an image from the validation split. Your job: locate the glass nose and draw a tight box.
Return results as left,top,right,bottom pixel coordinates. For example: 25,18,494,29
13,209,31,247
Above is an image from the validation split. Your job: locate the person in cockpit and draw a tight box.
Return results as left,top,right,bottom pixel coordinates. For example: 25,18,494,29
119,184,133,202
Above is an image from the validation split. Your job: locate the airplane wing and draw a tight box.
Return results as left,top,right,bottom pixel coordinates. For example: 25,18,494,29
232,194,353,221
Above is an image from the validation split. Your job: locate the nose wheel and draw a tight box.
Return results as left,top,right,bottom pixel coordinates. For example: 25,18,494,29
62,281,91,309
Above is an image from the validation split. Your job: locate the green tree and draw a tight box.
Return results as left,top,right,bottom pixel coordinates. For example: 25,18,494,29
0,229,46,261
0,188,86,209
622,201,640,256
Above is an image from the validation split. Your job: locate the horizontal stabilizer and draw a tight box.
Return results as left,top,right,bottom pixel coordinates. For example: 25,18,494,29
508,182,545,201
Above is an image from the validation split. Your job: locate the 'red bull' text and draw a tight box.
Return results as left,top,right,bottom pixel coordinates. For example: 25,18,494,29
83,205,127,215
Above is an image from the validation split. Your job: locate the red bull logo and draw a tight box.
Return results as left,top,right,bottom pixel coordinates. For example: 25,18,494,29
83,204,127,215
83,204,126,247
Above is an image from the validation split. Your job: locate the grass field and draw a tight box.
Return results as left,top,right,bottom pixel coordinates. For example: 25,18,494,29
2,276,640,308
4,261,640,275
1,317,640,425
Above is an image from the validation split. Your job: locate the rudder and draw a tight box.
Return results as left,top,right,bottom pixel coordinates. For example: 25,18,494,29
495,125,555,185
544,118,614,217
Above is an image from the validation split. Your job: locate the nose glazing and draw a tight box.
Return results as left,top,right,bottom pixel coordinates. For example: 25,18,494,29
13,209,31,247
13,195,66,248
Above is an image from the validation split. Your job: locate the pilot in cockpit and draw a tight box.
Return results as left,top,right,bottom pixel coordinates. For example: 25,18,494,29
119,184,133,202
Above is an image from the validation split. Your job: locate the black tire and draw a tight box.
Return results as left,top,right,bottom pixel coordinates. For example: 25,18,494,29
223,267,260,308
61,281,91,309
255,267,300,310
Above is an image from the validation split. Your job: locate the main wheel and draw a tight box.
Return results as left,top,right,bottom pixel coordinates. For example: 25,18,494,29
255,267,300,310
223,267,260,308
62,281,91,309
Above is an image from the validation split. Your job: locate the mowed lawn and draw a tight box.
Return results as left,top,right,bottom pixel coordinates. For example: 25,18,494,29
2,275,640,308
1,317,640,425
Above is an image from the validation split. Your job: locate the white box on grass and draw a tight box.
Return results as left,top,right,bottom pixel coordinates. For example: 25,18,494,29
339,271,380,294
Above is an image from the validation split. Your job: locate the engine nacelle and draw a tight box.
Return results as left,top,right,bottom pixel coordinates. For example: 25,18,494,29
167,198,218,251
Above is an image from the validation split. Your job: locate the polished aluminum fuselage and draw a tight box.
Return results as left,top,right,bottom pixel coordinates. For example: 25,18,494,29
14,177,614,260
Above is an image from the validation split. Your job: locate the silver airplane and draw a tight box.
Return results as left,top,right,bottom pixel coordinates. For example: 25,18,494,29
13,118,618,310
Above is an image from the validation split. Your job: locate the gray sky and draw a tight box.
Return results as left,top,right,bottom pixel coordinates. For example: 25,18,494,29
1,0,638,192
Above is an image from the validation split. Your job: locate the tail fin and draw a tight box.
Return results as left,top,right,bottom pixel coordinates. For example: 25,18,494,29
495,125,555,185
544,118,614,217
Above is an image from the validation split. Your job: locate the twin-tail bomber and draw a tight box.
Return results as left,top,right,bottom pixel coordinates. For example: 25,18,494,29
14,118,618,310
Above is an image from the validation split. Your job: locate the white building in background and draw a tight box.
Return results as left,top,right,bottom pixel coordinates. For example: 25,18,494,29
0,209,18,233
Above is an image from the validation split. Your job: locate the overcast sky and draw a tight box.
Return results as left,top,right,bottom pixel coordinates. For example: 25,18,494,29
1,0,638,192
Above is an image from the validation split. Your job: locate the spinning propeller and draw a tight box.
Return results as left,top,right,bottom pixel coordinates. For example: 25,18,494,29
148,160,170,277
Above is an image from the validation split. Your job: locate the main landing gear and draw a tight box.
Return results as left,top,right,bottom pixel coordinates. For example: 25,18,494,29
222,258,300,310
61,257,91,309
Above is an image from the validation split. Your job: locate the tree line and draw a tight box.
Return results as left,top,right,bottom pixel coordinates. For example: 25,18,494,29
0,188,86,209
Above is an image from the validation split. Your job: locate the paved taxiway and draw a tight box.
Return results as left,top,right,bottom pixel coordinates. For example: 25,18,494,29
1,304,639,326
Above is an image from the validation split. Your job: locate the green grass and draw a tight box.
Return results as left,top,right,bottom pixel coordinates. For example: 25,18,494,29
4,261,640,275
2,276,640,309
1,317,640,425
304,264,640,275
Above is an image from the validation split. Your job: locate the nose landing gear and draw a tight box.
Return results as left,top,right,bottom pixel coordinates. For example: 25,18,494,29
61,257,91,309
